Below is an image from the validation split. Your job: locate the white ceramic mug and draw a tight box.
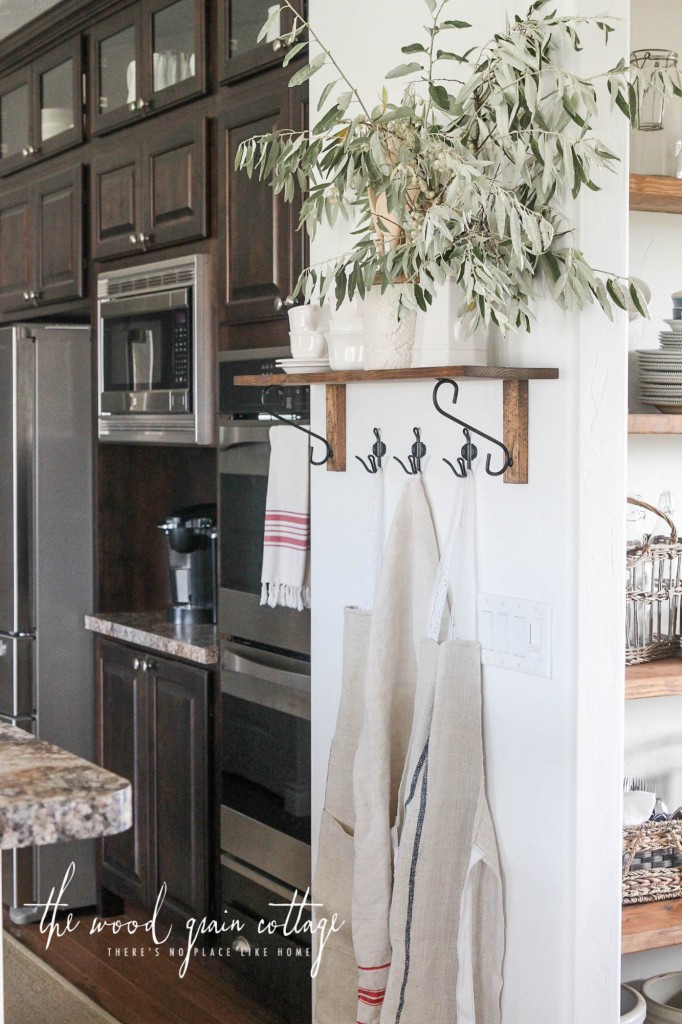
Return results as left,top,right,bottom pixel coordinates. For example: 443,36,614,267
290,331,327,358
326,332,365,370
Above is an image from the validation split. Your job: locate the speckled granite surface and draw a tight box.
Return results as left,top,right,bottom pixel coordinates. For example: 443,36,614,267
84,612,219,666
0,723,131,850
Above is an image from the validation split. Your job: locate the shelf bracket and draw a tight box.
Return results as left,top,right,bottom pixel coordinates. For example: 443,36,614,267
325,385,346,472
503,380,529,484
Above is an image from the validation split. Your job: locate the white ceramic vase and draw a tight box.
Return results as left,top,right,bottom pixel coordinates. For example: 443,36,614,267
412,279,489,368
362,285,417,370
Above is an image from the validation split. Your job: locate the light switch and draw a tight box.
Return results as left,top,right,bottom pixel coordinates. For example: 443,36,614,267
477,594,552,678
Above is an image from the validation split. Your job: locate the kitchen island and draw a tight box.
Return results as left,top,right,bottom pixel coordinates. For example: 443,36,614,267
0,722,132,1022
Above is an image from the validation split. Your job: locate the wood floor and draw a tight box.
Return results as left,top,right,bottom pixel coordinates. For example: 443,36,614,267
4,905,284,1024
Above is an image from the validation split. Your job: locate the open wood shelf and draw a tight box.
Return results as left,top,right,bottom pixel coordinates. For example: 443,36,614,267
630,172,682,215
234,365,559,481
625,657,682,699
623,898,682,953
629,414,682,434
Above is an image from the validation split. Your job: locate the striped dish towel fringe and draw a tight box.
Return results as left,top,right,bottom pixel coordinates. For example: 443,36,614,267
260,425,311,610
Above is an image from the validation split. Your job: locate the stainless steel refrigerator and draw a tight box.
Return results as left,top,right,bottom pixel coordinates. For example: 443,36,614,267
0,324,95,923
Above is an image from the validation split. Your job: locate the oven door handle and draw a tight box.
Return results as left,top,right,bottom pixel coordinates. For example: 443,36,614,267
221,647,310,692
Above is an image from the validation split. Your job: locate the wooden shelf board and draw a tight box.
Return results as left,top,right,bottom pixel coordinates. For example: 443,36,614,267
629,413,682,434
630,172,682,215
623,898,682,953
625,657,682,699
234,366,560,387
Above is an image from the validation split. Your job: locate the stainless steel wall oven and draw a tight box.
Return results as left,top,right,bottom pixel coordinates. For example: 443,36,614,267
217,349,311,1020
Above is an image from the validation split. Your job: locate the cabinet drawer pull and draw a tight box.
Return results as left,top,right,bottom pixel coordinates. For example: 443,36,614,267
136,98,149,111
136,232,150,246
129,233,138,245
132,657,140,671
141,658,155,673
23,292,30,301
274,295,295,312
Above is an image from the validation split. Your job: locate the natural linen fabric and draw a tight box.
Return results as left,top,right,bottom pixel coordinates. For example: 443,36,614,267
260,425,311,610
351,479,441,1024
313,470,385,1024
381,476,505,1024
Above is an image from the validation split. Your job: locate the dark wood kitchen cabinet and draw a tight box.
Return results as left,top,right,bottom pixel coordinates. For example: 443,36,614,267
92,113,208,259
97,638,211,928
0,37,83,178
89,0,207,136
219,68,307,348
218,0,306,83
0,163,85,314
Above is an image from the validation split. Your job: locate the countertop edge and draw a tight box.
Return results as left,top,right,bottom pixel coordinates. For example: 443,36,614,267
84,614,219,666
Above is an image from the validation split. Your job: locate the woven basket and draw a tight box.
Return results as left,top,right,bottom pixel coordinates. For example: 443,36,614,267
623,820,682,904
626,497,682,665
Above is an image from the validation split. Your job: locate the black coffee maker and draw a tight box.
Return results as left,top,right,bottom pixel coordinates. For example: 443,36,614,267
158,504,217,625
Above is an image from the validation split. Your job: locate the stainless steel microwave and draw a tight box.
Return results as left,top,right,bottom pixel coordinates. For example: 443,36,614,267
97,254,215,445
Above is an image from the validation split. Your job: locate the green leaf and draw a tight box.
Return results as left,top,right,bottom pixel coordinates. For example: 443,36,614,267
283,41,307,66
424,0,437,13
317,78,339,110
257,5,281,43
439,19,472,28
429,83,454,112
414,282,427,312
385,62,423,79
629,281,648,318
401,43,427,54
313,104,342,134
289,52,326,87
606,278,627,311
436,50,469,62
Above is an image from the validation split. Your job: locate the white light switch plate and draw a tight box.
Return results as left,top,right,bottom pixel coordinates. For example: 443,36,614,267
477,594,552,678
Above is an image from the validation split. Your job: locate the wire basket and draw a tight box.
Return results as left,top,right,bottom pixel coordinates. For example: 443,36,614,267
623,820,682,904
626,497,682,665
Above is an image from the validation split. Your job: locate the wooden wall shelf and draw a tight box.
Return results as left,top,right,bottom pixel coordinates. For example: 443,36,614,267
625,657,682,699
623,898,682,953
629,414,682,434
630,173,682,215
234,366,559,481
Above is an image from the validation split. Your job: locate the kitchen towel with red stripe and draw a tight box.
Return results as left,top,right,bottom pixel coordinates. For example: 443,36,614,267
260,425,311,610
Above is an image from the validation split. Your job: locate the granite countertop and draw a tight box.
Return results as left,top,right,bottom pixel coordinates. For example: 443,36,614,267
84,612,219,666
0,723,131,851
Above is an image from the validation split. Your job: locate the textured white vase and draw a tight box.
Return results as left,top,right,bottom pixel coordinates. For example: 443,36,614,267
412,279,489,367
362,286,417,370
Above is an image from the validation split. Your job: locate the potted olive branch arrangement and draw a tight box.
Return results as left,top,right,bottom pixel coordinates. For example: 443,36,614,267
237,0,681,340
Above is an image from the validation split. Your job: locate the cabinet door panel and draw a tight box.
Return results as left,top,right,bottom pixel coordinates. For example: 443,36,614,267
0,184,31,313
0,68,32,178
142,0,208,113
218,0,306,84
144,116,208,247
90,8,142,136
148,657,209,925
98,640,149,905
33,37,84,162
92,148,142,260
220,72,307,331
34,165,85,305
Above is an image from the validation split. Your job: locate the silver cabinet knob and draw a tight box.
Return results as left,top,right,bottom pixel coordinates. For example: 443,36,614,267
136,98,149,111
141,657,155,672
231,937,251,955
23,291,30,301
132,657,140,671
128,101,137,113
22,145,39,157
31,290,41,303
137,232,150,245
274,295,295,312
129,233,138,245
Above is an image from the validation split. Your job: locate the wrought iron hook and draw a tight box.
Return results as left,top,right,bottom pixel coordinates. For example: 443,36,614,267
355,427,386,474
262,386,333,466
394,427,427,475
432,378,513,478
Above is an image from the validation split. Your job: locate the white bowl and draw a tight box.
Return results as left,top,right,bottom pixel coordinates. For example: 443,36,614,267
290,331,327,358
326,332,365,370
664,319,682,333
288,304,321,331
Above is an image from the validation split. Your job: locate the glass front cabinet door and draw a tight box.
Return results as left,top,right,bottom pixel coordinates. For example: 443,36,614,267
0,39,82,178
90,0,206,135
218,0,306,82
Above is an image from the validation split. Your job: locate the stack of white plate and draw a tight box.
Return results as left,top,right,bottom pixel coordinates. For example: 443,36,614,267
276,356,330,374
639,327,682,411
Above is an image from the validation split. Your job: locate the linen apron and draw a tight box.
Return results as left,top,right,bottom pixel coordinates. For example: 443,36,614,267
313,471,385,1024
381,476,505,1024
351,479,441,1024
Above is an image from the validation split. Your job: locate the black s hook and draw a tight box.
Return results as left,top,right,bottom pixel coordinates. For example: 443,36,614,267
432,378,513,477
262,385,333,466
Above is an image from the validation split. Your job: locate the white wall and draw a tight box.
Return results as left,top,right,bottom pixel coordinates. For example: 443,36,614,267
308,3,628,1021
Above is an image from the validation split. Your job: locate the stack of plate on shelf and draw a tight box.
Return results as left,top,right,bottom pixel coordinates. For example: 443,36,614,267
638,321,682,413
276,356,330,374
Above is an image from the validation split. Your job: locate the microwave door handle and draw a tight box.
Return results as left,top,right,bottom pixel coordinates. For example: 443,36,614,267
221,648,310,691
